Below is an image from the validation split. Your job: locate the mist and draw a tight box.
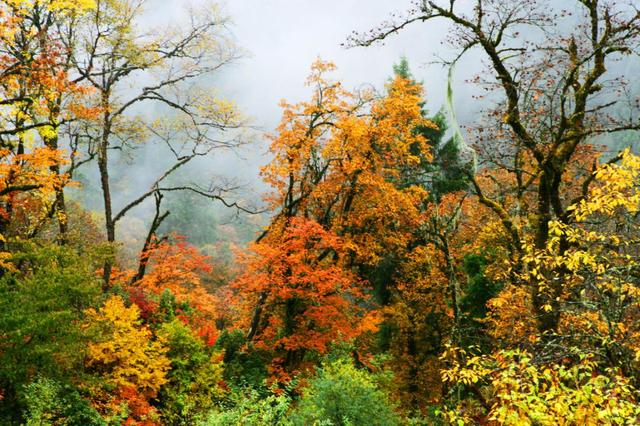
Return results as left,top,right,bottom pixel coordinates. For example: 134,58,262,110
72,1,483,248
70,0,638,258
4,1,640,421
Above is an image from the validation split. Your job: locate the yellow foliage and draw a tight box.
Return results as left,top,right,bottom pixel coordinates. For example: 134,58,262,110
85,296,170,395
262,60,436,265
4,0,95,12
440,349,640,425
573,148,640,221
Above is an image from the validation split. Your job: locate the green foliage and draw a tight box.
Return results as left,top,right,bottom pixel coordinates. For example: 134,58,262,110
291,359,400,426
215,329,268,389
202,388,292,426
418,110,470,201
391,58,470,200
0,244,102,421
365,255,398,351
23,377,104,426
392,57,414,80
460,254,498,319
157,319,226,425
459,254,500,346
431,136,470,198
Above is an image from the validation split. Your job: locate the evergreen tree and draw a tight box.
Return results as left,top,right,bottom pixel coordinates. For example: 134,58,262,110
391,57,470,201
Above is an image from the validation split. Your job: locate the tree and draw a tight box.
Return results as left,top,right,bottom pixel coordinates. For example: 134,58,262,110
235,217,376,379
121,236,221,346
156,319,226,425
203,387,292,426
356,59,485,410
291,358,400,426
0,243,101,422
0,0,98,247
261,60,433,258
0,147,68,254
73,0,247,283
247,61,435,350
349,0,640,336
498,149,640,372
84,295,170,423
390,57,470,202
22,377,104,426
440,347,640,424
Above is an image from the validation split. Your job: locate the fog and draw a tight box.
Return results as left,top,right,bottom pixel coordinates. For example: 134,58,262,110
75,0,484,251
133,0,484,191
72,0,637,254
219,0,459,128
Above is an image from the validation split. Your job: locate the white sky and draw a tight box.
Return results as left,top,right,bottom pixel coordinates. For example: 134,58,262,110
128,0,483,198
220,0,455,127
219,0,486,131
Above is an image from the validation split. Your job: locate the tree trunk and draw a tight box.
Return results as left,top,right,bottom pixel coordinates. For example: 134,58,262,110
98,98,115,287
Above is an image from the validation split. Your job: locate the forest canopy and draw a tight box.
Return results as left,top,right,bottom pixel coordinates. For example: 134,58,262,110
1,0,639,424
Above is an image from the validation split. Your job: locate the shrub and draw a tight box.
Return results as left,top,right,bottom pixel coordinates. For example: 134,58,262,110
157,319,226,425
202,388,292,426
291,359,400,426
23,377,104,426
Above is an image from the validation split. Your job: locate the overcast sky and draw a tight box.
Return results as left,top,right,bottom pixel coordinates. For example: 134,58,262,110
219,1,458,127
175,1,483,185
115,0,483,217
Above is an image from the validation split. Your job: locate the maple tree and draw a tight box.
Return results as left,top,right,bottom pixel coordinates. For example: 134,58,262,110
260,60,433,255
0,148,67,252
247,61,434,349
125,236,221,346
235,217,375,378
234,61,459,384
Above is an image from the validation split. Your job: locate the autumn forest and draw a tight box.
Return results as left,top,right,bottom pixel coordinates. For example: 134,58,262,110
1,0,640,424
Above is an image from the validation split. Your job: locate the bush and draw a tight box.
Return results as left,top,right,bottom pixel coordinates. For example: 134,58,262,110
291,359,400,426
23,377,104,426
0,244,102,422
157,319,226,425
202,388,292,426
214,329,268,389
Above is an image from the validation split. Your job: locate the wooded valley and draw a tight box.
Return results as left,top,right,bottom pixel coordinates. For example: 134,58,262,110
1,0,640,424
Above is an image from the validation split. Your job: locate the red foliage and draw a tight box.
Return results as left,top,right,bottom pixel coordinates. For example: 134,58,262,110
234,217,379,375
121,236,221,346
117,386,160,426
127,287,159,321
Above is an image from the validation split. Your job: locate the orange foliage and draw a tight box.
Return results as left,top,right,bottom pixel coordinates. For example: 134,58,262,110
0,147,70,249
0,2,99,252
238,61,438,381
117,386,161,426
0,2,98,130
485,285,539,346
118,237,221,346
383,243,451,406
234,217,378,375
262,60,435,265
